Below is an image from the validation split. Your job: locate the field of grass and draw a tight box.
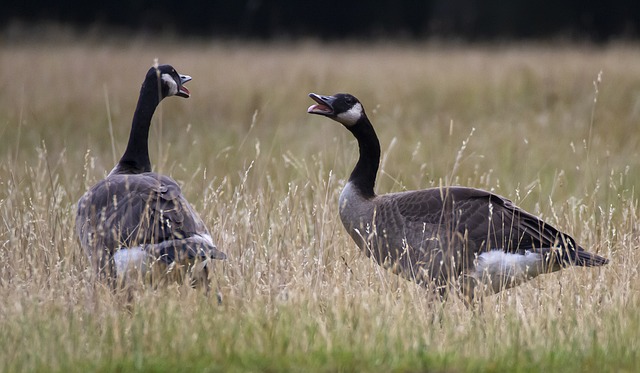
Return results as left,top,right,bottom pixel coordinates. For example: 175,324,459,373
1,38,639,372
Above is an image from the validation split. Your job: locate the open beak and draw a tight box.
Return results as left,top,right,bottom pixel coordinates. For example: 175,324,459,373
307,93,336,116
177,74,192,98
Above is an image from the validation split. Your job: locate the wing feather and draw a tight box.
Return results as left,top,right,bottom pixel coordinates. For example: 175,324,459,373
370,186,589,278
76,172,223,269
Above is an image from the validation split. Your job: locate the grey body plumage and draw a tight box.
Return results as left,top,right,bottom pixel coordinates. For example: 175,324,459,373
76,65,225,288
308,92,608,302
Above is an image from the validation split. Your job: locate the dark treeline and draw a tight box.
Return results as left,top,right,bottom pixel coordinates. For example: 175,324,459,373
3,0,639,41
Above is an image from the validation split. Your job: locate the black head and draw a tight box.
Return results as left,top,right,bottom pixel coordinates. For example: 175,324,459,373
146,64,192,99
307,93,366,127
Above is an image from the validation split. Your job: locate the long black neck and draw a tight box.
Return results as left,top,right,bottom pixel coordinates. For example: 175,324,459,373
114,77,162,174
347,115,380,199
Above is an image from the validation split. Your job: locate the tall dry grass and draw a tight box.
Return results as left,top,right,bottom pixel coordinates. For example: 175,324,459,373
0,39,639,372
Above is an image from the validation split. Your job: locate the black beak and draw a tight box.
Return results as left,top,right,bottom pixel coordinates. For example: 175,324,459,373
307,93,336,116
177,74,192,98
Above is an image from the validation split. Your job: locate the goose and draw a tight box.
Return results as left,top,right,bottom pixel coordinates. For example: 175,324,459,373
307,92,608,303
76,64,226,289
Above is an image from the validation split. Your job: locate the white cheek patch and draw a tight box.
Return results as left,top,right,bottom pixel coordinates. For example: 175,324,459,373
161,73,178,96
336,103,363,126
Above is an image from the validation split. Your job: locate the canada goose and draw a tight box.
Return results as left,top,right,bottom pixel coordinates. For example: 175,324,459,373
307,92,608,302
76,64,226,289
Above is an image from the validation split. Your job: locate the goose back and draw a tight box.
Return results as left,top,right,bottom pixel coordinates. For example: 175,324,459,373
76,172,224,277
340,183,604,288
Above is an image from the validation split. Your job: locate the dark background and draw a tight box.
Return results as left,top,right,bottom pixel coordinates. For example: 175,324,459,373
3,0,639,41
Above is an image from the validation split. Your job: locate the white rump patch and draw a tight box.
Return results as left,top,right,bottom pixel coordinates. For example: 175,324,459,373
474,250,544,293
336,103,363,126
161,73,178,96
113,247,150,279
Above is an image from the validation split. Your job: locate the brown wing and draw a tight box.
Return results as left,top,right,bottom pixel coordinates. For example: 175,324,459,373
372,186,604,282
76,172,223,269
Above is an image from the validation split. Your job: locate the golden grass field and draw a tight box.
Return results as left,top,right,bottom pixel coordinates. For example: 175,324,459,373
1,38,639,372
